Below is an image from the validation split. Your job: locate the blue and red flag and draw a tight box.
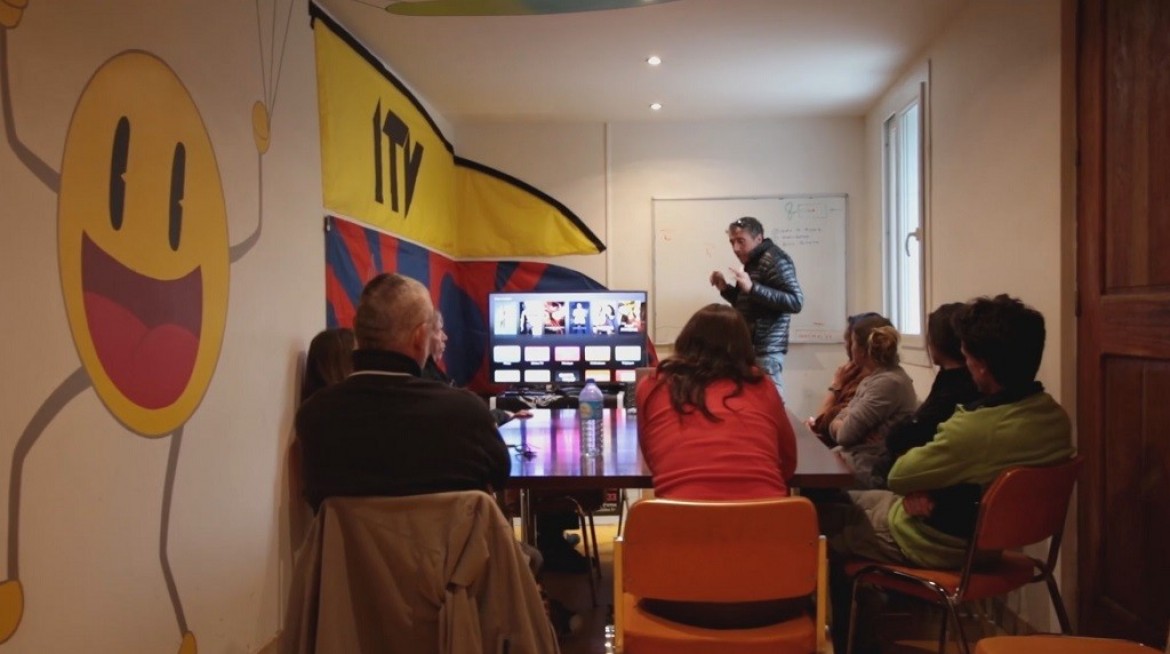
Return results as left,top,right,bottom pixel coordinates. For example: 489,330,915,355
325,215,636,392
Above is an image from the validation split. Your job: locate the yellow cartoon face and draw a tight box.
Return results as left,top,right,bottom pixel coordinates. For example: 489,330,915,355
57,52,229,437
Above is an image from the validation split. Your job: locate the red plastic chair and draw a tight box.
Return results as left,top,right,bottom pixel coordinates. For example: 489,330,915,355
845,455,1084,654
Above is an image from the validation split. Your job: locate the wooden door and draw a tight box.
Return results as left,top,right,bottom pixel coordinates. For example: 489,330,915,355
1077,0,1170,646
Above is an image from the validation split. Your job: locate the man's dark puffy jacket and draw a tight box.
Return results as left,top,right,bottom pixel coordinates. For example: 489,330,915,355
720,238,803,354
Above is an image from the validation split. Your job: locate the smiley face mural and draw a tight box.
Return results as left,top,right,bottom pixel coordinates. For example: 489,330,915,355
59,51,231,437
0,2,286,650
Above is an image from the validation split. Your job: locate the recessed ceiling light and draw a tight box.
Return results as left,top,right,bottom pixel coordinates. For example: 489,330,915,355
646,55,662,66
650,103,662,111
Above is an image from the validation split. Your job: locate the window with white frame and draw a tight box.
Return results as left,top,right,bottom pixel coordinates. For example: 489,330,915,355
883,95,925,345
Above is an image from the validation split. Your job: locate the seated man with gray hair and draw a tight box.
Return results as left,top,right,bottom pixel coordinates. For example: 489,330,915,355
297,272,510,511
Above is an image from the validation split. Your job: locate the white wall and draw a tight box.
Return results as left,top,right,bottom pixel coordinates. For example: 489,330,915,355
867,0,1064,401
0,1,323,651
866,0,1066,631
455,122,609,283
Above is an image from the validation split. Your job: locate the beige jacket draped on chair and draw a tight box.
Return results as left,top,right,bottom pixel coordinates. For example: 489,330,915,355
281,491,559,654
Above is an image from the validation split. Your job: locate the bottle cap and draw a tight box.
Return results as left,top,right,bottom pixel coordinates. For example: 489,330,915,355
585,378,595,384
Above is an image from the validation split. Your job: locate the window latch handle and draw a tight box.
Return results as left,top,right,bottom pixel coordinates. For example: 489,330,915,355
904,228,922,257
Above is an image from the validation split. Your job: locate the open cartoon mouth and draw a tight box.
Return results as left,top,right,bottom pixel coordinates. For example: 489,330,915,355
81,232,203,410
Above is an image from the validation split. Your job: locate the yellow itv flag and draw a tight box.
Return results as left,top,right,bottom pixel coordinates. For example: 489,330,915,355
312,6,604,257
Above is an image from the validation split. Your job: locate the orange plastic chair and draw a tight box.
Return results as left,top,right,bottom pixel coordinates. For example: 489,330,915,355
845,455,1084,654
614,497,828,653
974,634,1163,653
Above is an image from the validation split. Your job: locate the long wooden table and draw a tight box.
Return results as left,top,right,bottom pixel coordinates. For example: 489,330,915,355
499,408,853,541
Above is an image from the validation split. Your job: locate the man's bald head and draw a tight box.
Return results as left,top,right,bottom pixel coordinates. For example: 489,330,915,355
354,273,435,364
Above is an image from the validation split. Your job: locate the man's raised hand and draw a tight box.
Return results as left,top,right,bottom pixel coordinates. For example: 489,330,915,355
729,266,752,292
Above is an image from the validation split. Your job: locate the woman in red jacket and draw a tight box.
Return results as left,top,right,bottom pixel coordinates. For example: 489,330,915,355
634,304,801,629
636,303,797,500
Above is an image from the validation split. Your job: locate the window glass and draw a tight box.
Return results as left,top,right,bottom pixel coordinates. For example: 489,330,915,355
884,99,924,339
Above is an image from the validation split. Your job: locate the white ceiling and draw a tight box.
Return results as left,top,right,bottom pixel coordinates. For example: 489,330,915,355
316,0,969,123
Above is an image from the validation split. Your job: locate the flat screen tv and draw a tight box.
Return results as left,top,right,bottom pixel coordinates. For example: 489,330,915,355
487,290,648,387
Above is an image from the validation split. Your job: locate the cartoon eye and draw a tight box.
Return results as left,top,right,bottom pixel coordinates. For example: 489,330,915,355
168,142,186,251
109,116,130,231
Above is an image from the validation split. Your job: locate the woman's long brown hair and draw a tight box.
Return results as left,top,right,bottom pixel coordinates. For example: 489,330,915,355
301,327,355,403
653,304,763,421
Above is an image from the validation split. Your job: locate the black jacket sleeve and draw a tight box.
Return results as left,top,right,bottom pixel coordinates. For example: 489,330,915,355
750,249,803,313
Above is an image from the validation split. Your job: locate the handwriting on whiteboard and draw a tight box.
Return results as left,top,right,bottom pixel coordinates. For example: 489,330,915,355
773,226,823,248
793,329,841,343
774,201,831,248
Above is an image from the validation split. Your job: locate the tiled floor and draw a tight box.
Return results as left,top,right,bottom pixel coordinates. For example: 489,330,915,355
545,523,1009,654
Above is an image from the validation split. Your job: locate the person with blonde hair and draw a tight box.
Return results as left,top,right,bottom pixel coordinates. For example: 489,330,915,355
807,312,883,443
422,311,526,426
826,314,917,489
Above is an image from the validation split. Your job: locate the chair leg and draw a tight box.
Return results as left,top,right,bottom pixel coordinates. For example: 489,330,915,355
576,510,599,607
973,600,993,638
945,599,971,654
845,577,862,654
937,606,948,653
994,597,1006,633
1043,573,1072,634
614,490,624,536
587,511,601,580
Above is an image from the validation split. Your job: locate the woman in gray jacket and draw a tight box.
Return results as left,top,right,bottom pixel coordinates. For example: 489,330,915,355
828,315,917,488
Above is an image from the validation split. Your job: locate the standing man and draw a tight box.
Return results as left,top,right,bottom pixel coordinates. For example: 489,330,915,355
710,216,803,392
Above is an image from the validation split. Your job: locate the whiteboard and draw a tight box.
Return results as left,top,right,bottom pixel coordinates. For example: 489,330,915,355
652,195,846,345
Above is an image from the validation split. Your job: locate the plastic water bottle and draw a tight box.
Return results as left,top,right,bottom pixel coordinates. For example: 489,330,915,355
578,379,604,457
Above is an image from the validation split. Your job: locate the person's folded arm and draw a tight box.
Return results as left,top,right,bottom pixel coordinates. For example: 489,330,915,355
885,417,936,457
887,419,982,494
813,363,856,421
834,377,899,447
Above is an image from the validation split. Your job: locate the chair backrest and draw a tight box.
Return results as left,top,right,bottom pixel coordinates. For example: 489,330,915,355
621,496,819,603
973,455,1084,552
